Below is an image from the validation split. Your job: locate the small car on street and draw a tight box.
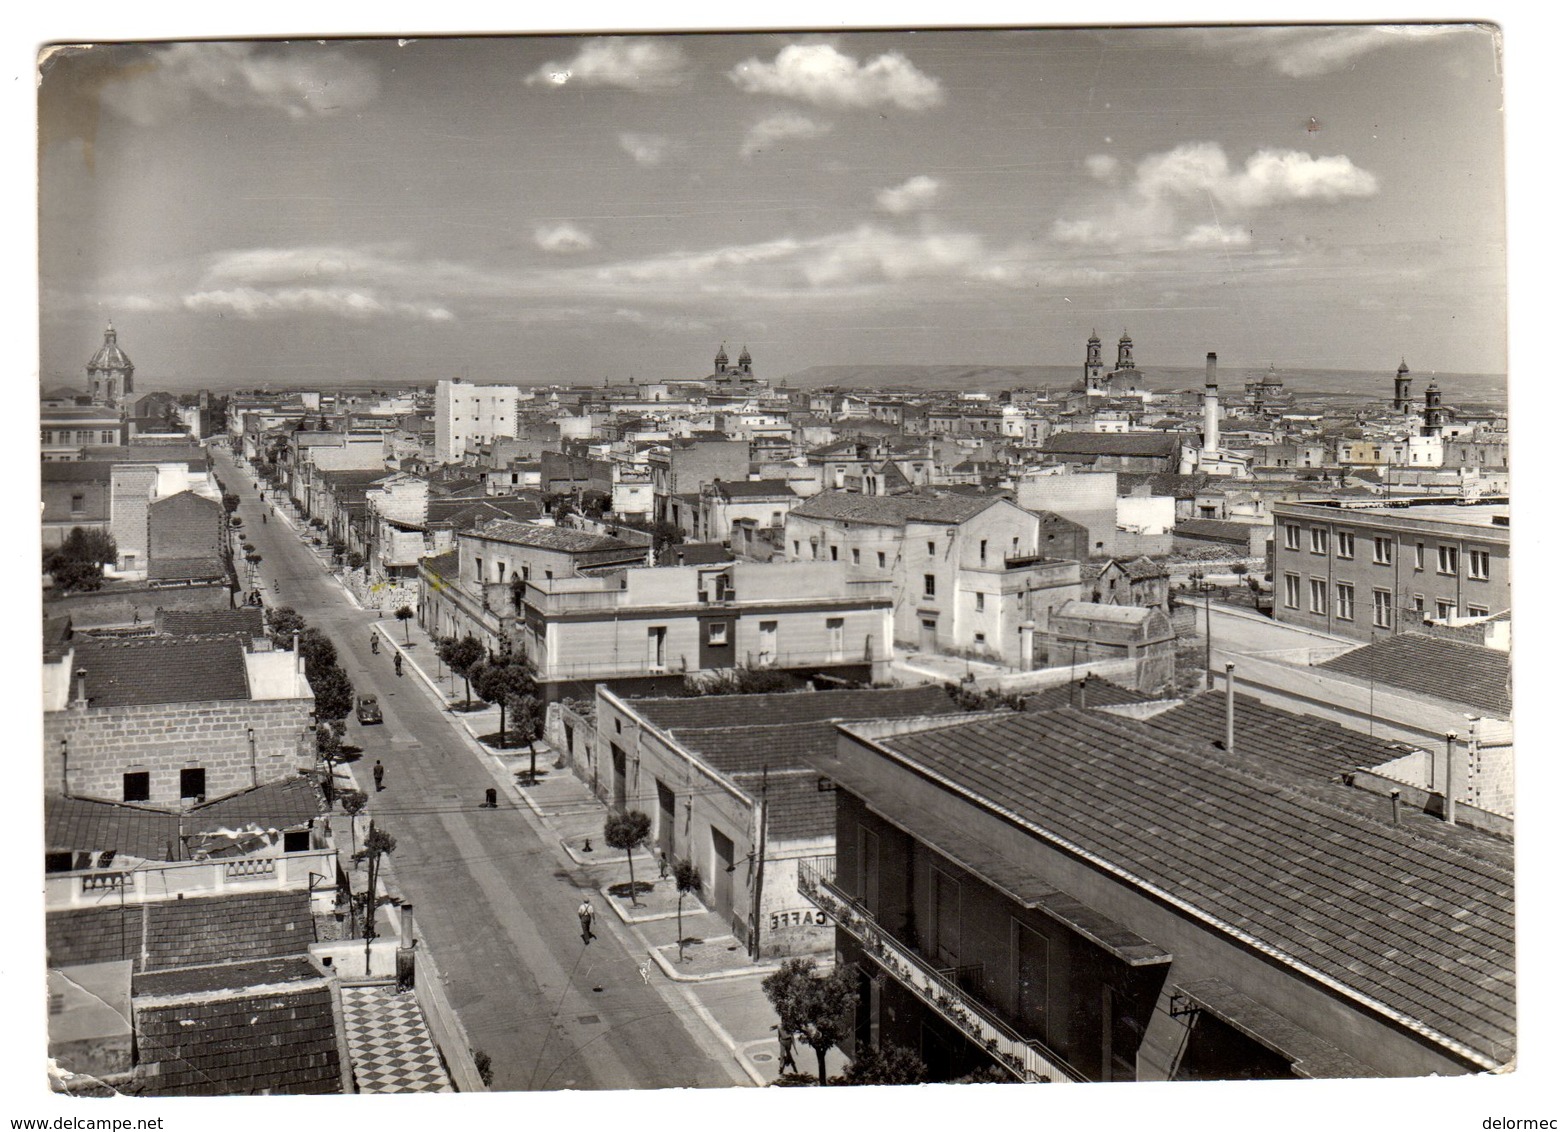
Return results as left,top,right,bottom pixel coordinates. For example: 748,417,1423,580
356,695,383,725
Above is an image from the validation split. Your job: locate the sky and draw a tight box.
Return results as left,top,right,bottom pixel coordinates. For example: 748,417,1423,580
35,24,1508,392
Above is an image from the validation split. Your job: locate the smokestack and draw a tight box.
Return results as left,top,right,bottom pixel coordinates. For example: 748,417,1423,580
1203,353,1220,456
1390,789,1402,827
1224,663,1236,753
1443,732,1458,823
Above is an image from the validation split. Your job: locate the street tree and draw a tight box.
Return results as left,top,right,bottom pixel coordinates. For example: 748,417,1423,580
310,664,355,724
395,605,415,642
472,657,537,746
761,958,860,1086
267,606,307,650
44,528,119,593
604,809,652,908
354,824,397,976
673,857,701,962
338,789,368,870
438,635,485,708
509,693,546,782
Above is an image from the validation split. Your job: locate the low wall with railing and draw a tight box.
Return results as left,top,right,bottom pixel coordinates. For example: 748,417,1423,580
45,848,338,911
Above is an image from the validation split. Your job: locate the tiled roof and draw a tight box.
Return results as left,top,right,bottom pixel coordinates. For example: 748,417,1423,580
148,555,227,582
423,550,460,578
189,776,323,835
41,462,114,484
788,490,1000,527
47,906,142,968
1040,432,1191,457
143,890,315,972
1022,674,1157,712
662,542,732,565
155,607,265,638
864,708,1514,1066
1116,472,1212,498
468,518,632,553
1142,691,1423,781
631,684,957,731
1317,636,1512,718
135,985,341,1095
738,769,834,841
46,795,179,860
71,636,250,707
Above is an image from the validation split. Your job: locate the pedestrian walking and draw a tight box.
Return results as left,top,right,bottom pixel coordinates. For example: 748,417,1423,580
777,1027,799,1073
657,847,669,880
394,653,403,677
577,898,596,944
373,760,385,792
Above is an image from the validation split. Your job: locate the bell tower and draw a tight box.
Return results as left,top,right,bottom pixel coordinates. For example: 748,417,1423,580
1394,358,1413,414
1115,329,1135,371
1084,330,1104,392
86,321,135,410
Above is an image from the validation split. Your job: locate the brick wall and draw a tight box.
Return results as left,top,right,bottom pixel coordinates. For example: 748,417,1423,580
45,697,315,806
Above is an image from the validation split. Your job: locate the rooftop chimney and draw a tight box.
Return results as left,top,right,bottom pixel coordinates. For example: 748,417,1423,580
1224,663,1236,753
73,669,89,708
1390,789,1402,827
1443,732,1459,824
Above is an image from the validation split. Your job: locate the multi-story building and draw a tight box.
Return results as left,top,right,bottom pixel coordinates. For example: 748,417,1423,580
518,559,894,698
648,437,750,529
434,378,520,465
782,492,1080,660
696,479,802,544
1272,498,1510,641
799,705,1512,1081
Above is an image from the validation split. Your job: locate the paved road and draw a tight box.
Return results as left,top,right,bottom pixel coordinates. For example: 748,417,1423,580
214,450,748,1091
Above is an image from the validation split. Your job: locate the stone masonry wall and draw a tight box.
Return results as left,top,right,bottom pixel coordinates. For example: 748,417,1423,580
45,697,315,807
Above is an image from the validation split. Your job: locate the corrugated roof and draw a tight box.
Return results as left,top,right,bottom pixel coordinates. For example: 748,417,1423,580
788,491,1001,527
70,636,250,708
1317,636,1512,718
864,708,1514,1066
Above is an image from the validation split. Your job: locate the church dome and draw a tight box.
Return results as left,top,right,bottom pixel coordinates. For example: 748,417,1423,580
738,344,752,366
87,323,133,373
714,343,729,366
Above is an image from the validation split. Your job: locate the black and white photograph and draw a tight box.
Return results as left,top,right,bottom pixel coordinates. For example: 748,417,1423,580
13,6,1556,1125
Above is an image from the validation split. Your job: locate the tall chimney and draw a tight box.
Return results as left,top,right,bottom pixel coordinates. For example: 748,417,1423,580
1203,353,1220,456
1224,663,1236,753
1443,732,1458,823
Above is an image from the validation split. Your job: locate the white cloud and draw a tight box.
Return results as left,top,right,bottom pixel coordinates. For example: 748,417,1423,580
1053,142,1377,252
740,112,834,158
183,287,452,321
100,42,379,124
876,175,942,214
1194,25,1467,78
534,223,597,254
619,132,672,166
1084,154,1120,181
526,38,688,92
729,43,943,111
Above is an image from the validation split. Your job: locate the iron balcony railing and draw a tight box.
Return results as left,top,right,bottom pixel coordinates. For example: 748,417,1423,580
798,855,1086,1083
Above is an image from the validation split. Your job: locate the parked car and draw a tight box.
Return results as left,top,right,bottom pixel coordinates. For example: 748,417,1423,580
356,695,383,725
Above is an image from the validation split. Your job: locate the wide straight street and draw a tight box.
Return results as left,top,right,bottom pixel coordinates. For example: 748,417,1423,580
213,448,750,1091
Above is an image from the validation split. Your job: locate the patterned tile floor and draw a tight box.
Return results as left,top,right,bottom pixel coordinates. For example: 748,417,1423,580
339,984,454,1093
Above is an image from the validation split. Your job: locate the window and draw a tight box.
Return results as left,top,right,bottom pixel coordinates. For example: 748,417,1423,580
1283,573,1300,609
1283,523,1300,549
69,493,85,515
475,556,484,582
830,545,839,561
1374,536,1393,565
1336,531,1355,559
975,632,986,646
123,771,150,803
1414,543,1425,570
758,620,778,662
1336,583,1355,620
975,592,985,612
1438,546,1459,575
1435,600,1454,619
1374,589,1392,628
1309,579,1328,615
706,622,728,646
793,541,800,556
877,551,886,568
924,574,936,598
1413,594,1425,613
648,626,668,669
180,768,207,799
1309,528,1328,555
851,548,860,565
1469,549,1490,579
980,539,988,563
1468,605,1489,618
826,617,845,660
927,541,936,556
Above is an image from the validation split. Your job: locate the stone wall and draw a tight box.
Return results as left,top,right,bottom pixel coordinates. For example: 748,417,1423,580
45,697,315,806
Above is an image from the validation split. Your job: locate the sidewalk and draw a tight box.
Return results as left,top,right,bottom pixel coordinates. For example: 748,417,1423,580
374,616,806,1085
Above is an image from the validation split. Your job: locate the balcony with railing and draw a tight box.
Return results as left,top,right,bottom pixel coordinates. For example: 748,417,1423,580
798,856,1085,1083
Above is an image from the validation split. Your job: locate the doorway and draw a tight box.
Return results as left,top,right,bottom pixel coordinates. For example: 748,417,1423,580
711,827,735,918
657,779,676,859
